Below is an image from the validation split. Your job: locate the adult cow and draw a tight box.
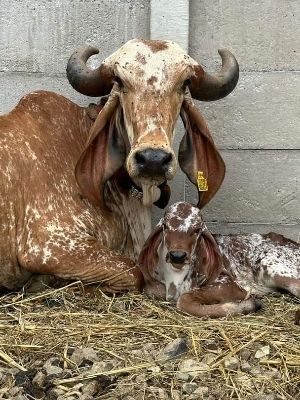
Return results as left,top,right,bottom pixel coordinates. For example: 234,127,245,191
0,39,238,292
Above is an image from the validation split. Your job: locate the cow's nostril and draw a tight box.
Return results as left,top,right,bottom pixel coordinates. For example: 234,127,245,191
162,153,172,166
169,251,187,264
135,152,146,166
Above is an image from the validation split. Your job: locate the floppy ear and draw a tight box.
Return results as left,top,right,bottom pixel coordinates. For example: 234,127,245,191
196,230,224,284
75,93,126,209
138,222,163,283
179,99,225,208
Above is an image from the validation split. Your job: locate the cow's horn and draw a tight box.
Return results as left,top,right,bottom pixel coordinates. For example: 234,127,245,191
190,49,239,101
66,46,114,97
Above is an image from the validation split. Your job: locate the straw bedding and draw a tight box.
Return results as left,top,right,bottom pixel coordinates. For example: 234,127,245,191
0,282,299,399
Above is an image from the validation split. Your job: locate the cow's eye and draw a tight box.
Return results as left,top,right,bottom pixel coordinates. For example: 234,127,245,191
182,78,191,90
114,76,123,88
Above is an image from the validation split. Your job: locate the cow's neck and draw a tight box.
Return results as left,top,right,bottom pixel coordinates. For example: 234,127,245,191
106,174,152,261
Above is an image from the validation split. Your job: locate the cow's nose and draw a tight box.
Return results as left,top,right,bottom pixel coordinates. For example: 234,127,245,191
135,149,172,175
169,251,187,264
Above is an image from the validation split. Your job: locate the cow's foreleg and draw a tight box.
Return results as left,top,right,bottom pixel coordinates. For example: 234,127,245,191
19,245,143,293
177,283,260,318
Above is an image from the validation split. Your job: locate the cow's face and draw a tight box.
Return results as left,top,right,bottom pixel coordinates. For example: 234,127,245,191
67,39,238,208
105,40,195,186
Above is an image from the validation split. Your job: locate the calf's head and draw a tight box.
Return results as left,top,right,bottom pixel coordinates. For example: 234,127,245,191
67,39,238,208
139,202,223,285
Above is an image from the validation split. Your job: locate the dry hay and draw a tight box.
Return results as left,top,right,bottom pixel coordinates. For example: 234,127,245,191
0,281,299,399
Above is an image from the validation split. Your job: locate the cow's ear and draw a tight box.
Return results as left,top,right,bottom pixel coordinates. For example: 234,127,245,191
179,99,225,208
196,230,223,284
138,222,163,283
75,93,126,209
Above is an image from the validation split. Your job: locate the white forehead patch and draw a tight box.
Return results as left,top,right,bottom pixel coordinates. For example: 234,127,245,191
104,39,196,90
165,202,203,233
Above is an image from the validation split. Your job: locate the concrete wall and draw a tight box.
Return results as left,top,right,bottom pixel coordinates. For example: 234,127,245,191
0,0,299,240
0,0,150,110
189,0,300,240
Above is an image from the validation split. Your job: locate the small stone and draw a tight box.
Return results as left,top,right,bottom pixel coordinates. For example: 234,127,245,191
204,340,219,351
47,387,65,400
32,371,46,387
15,395,27,400
9,386,21,396
250,366,262,376
70,347,99,367
240,361,252,372
239,349,252,361
176,359,210,381
224,356,240,371
147,365,161,374
82,380,100,397
201,353,216,365
171,390,181,400
182,382,198,394
90,360,116,373
255,345,270,359
157,388,169,400
156,338,188,361
188,386,209,399
43,357,63,375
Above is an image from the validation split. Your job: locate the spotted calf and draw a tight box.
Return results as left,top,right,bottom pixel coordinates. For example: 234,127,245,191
138,202,300,317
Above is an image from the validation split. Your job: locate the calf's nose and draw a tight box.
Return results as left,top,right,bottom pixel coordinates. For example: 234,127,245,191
169,251,187,264
135,149,172,176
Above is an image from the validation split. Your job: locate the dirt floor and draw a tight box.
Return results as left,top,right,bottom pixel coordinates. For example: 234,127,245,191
0,282,299,400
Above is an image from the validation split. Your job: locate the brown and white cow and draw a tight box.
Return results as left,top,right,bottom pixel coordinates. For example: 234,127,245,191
0,39,238,292
139,202,300,317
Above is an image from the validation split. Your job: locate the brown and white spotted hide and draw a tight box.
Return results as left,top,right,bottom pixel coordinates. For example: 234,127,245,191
0,91,145,292
138,202,300,318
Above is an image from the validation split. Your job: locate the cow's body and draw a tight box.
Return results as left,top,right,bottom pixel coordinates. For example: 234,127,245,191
139,202,300,317
0,91,147,290
0,39,239,291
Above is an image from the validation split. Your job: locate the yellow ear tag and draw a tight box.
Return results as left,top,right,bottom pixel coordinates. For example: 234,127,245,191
197,171,208,191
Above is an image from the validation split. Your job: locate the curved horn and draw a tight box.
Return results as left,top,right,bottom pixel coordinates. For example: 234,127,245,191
190,49,239,101
66,46,114,97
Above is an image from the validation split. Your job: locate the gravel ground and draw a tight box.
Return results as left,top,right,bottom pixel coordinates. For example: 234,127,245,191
0,283,299,399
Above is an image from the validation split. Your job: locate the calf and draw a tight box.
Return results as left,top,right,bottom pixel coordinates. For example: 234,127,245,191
138,202,300,317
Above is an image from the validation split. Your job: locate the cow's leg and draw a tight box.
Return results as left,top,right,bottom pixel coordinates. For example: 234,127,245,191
19,244,143,293
177,282,260,318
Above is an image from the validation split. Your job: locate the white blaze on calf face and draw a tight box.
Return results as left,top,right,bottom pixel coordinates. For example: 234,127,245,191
103,39,196,186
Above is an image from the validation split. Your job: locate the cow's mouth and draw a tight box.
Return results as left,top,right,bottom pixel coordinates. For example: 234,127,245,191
114,168,171,208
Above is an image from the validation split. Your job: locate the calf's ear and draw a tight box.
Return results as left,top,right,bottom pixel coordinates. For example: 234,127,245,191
197,230,224,284
75,93,126,210
138,222,163,283
179,99,225,208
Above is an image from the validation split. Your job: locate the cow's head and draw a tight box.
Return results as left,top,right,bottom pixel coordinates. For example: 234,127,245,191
67,39,238,209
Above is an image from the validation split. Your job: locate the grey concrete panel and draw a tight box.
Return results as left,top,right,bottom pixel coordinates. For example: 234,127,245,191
189,0,300,72
0,73,95,114
0,0,150,75
185,150,300,225
197,71,300,150
151,0,189,51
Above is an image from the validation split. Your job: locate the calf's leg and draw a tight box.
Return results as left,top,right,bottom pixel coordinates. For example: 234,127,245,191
177,282,260,318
